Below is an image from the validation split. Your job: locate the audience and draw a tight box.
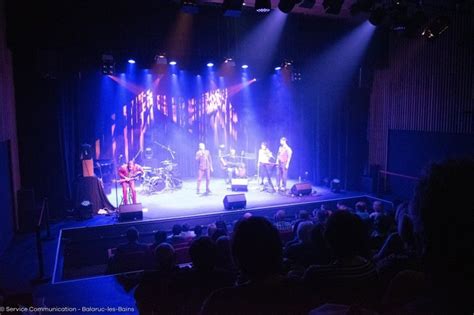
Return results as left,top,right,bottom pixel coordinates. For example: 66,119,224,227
304,210,379,308
194,224,203,238
384,158,474,314
291,210,311,238
149,230,167,252
181,223,196,239
284,221,315,270
312,208,330,225
178,236,236,314
215,235,236,272
167,224,186,244
273,209,292,233
107,227,150,274
134,243,182,314
201,217,311,315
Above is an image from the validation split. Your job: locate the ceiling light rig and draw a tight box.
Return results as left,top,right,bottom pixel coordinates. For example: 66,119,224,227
255,0,272,12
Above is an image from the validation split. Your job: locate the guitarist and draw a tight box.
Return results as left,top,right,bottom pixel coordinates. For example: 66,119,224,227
221,148,243,184
118,160,143,204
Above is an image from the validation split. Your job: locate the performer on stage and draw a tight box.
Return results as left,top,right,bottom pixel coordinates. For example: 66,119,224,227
118,160,143,204
196,142,213,194
221,148,245,184
276,137,293,191
258,142,276,191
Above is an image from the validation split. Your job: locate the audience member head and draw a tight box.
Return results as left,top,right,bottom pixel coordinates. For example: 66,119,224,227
355,201,368,212
232,216,282,280
211,228,227,242
274,210,287,222
154,231,167,245
297,221,314,244
336,202,348,210
410,159,474,309
297,210,310,220
215,220,228,234
325,210,367,260
182,224,191,232
171,224,182,236
207,223,217,238
126,227,139,243
155,243,176,271
372,201,383,213
373,214,392,236
189,237,218,271
243,212,253,219
194,225,203,237
314,208,330,225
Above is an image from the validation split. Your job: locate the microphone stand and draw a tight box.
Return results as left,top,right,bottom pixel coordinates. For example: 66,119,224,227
154,141,176,160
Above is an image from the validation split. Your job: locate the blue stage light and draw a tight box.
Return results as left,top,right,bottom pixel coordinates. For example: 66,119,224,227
241,64,249,69
275,66,281,70
169,61,177,65
128,59,136,64
207,62,214,67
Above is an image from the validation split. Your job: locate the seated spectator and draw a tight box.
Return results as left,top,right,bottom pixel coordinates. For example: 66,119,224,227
211,227,227,242
369,200,383,218
354,201,369,221
149,230,167,252
215,220,229,234
313,208,330,226
207,223,217,238
215,235,237,272
177,237,236,314
310,223,331,265
181,223,196,239
273,210,292,233
194,225,203,238
291,210,311,237
369,213,392,252
134,243,182,314
201,217,312,315
304,210,378,308
116,227,149,256
385,159,474,314
167,224,186,244
284,221,315,270
107,227,151,274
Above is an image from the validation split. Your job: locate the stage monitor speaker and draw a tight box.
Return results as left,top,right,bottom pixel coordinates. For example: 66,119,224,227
223,194,246,210
231,178,248,191
118,203,143,222
290,182,312,196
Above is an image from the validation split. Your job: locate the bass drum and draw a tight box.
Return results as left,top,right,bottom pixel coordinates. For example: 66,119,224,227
149,176,165,193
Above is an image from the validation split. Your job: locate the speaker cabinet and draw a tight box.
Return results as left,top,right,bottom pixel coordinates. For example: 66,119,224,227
223,194,246,210
290,183,312,196
231,178,248,191
118,203,143,222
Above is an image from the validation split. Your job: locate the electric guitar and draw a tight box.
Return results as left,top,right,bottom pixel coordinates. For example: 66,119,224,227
117,173,142,183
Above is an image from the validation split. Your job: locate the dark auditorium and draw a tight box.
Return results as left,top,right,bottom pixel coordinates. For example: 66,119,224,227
0,0,473,314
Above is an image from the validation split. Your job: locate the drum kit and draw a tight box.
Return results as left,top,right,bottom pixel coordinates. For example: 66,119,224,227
141,160,182,194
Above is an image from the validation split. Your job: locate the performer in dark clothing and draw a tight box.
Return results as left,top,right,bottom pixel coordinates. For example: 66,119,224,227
196,143,213,194
276,137,293,191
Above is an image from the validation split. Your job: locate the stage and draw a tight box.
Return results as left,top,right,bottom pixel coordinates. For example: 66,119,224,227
103,178,363,221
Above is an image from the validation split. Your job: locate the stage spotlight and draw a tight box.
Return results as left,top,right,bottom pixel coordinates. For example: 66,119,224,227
223,0,244,16
241,64,248,69
422,16,450,39
101,54,115,75
323,0,344,15
255,0,271,12
224,58,236,66
154,54,167,65
275,66,281,70
169,60,177,65
207,62,214,67
369,7,386,26
128,59,136,64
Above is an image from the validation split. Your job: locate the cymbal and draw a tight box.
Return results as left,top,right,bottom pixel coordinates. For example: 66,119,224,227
161,160,172,165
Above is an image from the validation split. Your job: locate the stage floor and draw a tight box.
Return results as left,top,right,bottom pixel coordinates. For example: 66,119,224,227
105,178,362,220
